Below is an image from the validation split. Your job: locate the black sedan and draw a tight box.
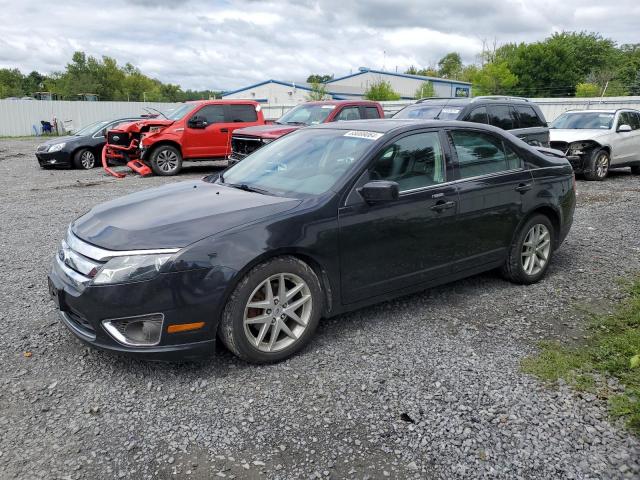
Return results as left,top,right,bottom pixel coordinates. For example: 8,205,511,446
48,119,576,362
36,117,140,169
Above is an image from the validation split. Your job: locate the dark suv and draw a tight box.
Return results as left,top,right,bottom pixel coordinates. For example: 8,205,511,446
393,96,549,147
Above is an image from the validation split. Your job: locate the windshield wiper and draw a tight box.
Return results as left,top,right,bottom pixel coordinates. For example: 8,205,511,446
285,121,308,125
227,183,270,195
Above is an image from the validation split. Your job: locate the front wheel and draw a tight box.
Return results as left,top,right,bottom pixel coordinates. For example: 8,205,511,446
73,148,96,169
150,145,182,176
218,256,323,363
584,148,609,181
501,214,555,285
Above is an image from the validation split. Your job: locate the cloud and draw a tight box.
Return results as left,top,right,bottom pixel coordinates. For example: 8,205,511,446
0,0,637,91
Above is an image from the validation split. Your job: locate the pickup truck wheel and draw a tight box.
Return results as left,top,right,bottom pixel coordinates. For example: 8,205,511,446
150,146,182,176
72,148,96,169
501,214,555,285
584,148,609,181
218,256,323,363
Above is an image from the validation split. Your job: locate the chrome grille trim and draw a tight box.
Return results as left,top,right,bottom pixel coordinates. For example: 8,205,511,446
65,227,180,262
60,240,102,277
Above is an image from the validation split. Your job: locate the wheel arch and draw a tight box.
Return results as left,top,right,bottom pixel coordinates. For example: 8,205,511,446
517,205,562,247
147,140,183,158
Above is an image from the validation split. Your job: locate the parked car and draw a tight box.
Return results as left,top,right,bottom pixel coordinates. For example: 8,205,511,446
49,119,575,363
228,100,384,165
104,100,265,176
35,117,140,169
393,96,550,147
549,109,640,180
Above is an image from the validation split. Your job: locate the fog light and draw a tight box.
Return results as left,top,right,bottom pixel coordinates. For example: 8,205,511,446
102,314,164,347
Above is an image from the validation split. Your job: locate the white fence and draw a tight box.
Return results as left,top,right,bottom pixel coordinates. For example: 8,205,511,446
2,96,640,137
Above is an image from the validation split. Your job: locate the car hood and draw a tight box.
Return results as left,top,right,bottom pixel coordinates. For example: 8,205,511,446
40,135,82,146
72,180,301,250
112,119,175,133
549,129,612,143
233,124,302,139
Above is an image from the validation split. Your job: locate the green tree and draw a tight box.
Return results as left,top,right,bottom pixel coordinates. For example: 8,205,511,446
306,74,333,83
414,81,435,99
306,82,329,101
471,62,518,95
364,80,401,100
438,52,463,79
575,82,600,97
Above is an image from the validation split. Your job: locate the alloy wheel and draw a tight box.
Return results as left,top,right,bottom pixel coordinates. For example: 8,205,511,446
80,151,95,169
521,224,551,276
243,273,313,352
156,149,179,173
595,152,609,178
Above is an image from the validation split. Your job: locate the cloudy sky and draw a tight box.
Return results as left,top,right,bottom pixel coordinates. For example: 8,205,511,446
0,0,638,91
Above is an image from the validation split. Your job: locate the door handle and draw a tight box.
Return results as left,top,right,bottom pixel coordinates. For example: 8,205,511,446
430,200,456,212
220,128,229,133
515,183,532,193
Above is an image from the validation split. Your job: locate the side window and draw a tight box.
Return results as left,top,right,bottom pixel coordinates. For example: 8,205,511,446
370,132,445,192
466,106,489,124
363,106,381,119
514,105,544,128
487,105,515,130
450,130,511,178
227,104,258,123
194,105,225,125
618,112,640,130
632,113,640,130
335,106,361,121
504,143,524,170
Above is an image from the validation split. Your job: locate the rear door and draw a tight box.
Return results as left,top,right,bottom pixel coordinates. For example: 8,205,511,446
183,104,227,158
361,105,383,119
221,104,262,156
486,104,516,132
333,106,362,121
447,128,533,272
512,104,549,147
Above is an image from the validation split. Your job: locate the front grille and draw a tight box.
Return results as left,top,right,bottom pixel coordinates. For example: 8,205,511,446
550,141,569,153
231,136,264,157
107,131,130,147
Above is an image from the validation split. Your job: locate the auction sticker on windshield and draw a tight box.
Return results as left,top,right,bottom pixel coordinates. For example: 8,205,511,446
344,130,384,140
442,108,461,114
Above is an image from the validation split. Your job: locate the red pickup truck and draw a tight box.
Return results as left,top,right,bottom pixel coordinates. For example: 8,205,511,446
104,100,264,176
229,100,385,165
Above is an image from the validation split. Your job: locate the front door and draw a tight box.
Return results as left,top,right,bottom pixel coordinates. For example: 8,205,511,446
612,111,640,165
183,104,228,158
338,130,459,304
447,128,533,272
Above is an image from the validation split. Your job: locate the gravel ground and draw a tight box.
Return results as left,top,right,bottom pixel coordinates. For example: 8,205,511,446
1,137,639,480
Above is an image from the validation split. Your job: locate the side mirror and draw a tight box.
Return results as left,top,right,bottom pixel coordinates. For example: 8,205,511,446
358,180,399,204
188,116,207,129
618,124,632,132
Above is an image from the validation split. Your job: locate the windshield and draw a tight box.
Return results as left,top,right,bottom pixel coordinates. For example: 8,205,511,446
393,104,461,120
221,129,378,197
74,120,111,136
166,103,198,120
276,104,336,125
550,112,614,129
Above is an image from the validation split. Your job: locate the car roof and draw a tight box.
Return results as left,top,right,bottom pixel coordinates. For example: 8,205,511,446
309,118,507,135
302,100,381,106
184,99,259,105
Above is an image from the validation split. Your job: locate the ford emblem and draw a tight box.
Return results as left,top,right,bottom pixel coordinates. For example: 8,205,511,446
113,135,120,141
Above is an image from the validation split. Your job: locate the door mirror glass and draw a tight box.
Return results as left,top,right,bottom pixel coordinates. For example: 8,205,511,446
618,124,632,132
188,116,207,129
359,181,399,204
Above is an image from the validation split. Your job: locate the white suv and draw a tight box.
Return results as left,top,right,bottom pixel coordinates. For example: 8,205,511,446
549,109,640,180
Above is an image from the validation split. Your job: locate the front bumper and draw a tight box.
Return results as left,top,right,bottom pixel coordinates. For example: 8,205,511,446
36,150,72,168
566,155,585,173
48,254,234,361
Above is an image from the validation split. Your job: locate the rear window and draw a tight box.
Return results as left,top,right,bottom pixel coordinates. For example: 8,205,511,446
394,105,444,120
515,105,544,128
228,104,258,123
363,106,381,119
487,105,515,130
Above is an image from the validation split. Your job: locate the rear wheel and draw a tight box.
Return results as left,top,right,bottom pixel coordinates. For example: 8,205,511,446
501,214,555,285
584,148,609,181
73,148,96,169
150,145,182,176
218,256,323,363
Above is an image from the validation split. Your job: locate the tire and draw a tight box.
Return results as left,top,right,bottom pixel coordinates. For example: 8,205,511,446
501,214,555,285
218,256,323,363
631,165,640,175
72,148,97,170
583,148,610,181
150,145,182,176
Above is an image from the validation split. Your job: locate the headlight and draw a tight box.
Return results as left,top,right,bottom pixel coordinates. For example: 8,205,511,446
92,254,173,285
568,142,590,155
48,142,66,152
